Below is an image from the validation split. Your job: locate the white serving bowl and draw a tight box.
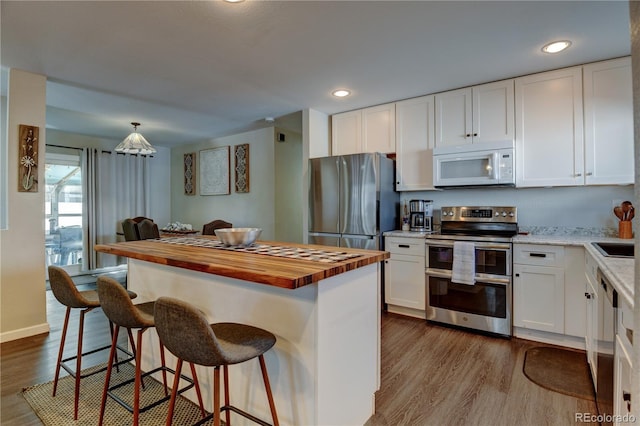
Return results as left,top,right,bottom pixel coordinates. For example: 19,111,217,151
215,227,262,247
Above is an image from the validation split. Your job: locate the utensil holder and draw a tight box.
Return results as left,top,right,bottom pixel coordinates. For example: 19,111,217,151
618,221,633,239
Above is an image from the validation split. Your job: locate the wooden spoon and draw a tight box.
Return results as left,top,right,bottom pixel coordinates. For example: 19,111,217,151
614,206,624,220
622,201,633,221
627,206,635,222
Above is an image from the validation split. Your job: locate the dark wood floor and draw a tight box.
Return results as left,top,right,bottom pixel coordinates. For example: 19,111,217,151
2,289,597,425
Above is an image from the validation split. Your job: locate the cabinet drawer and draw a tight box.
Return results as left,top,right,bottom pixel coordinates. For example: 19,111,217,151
514,244,565,267
386,237,425,256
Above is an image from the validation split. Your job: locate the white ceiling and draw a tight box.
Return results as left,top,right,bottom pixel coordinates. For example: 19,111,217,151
1,0,632,148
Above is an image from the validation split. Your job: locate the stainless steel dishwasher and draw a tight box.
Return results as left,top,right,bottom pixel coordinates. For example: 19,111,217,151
596,268,618,426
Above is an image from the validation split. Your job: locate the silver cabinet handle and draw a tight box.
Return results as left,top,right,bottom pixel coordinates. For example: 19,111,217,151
586,172,593,176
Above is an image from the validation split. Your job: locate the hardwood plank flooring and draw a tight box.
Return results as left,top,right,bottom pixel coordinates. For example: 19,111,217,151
2,289,597,425
366,313,597,426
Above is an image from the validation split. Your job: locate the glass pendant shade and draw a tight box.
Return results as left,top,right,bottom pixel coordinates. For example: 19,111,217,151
115,122,156,154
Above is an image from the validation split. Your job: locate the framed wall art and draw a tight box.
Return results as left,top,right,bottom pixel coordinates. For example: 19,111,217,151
199,146,230,195
184,152,196,195
234,143,250,193
18,124,39,192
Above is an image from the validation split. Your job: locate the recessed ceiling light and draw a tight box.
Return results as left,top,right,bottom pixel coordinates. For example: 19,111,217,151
223,0,245,3
541,40,572,54
332,89,351,98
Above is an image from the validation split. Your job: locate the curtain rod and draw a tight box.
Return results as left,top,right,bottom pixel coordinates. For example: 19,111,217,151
46,144,153,157
45,144,83,151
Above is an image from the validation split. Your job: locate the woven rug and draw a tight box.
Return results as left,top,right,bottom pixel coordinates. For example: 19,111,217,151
523,346,595,400
22,362,214,425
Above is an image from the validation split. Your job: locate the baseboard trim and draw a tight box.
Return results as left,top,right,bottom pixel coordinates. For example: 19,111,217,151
386,304,426,320
514,326,586,350
0,322,50,343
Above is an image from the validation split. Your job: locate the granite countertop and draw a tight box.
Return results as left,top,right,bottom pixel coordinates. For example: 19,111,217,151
384,228,634,308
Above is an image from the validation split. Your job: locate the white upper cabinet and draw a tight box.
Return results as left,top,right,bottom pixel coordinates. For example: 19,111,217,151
515,66,584,187
435,79,514,148
331,103,395,155
583,57,633,185
395,95,436,191
331,110,361,156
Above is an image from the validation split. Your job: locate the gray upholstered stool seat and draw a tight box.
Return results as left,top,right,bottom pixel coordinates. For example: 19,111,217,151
97,277,205,426
48,265,137,421
154,296,279,426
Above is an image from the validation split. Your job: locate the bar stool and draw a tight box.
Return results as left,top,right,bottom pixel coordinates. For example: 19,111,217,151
154,296,279,426
96,276,206,426
48,265,137,420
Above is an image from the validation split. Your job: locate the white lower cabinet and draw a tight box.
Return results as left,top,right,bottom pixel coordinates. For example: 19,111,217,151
614,297,633,424
513,244,586,346
384,236,425,319
513,244,565,333
584,249,600,384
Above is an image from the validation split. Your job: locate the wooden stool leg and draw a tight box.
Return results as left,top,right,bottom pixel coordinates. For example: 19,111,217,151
214,366,221,426
223,365,231,426
189,362,206,418
99,326,120,426
259,355,279,426
159,341,168,396
165,358,183,426
52,307,71,397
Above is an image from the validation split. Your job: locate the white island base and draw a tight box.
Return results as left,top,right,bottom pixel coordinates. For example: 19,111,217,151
128,259,381,426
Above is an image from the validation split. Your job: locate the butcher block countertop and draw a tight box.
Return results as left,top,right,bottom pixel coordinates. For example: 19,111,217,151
95,236,389,290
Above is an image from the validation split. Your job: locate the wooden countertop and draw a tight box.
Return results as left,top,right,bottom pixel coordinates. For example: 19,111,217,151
95,237,389,290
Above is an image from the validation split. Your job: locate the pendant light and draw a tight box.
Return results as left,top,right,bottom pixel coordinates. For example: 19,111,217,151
114,122,156,154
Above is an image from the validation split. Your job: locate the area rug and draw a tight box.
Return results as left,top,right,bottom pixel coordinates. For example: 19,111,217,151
523,346,595,400
22,362,213,425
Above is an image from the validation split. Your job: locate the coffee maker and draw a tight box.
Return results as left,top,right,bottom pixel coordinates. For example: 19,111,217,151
409,199,433,232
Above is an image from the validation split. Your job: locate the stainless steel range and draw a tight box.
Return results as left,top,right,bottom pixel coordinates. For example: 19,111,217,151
425,206,517,337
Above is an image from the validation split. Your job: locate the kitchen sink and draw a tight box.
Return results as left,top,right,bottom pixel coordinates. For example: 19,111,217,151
591,242,634,258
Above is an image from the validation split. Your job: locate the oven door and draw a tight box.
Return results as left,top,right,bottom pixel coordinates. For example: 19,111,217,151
426,270,512,336
426,240,512,276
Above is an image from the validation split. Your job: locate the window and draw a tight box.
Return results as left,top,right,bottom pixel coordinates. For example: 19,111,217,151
45,151,83,272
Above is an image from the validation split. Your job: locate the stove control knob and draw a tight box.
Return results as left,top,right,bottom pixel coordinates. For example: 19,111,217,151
502,212,507,217
509,212,514,217
495,212,499,216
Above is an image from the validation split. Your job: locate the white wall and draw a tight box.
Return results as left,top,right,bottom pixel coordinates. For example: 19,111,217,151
1,69,48,342
171,127,277,239
401,185,635,233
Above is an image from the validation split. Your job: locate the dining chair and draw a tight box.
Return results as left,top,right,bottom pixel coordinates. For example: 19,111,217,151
136,218,160,240
202,220,232,236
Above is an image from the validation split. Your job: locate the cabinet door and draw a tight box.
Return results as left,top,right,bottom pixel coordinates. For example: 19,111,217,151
513,264,565,333
564,246,586,338
515,67,584,187
614,337,632,423
395,96,435,191
362,103,396,153
385,254,425,310
585,276,598,384
472,79,514,145
331,110,361,156
435,87,472,147
584,57,634,185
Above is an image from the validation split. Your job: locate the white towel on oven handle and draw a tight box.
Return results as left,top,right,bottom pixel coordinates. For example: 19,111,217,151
452,241,476,285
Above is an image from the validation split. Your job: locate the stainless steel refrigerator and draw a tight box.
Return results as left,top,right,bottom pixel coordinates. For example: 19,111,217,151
308,153,398,250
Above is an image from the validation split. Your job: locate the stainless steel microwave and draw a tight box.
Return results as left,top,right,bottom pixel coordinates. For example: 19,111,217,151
433,141,515,187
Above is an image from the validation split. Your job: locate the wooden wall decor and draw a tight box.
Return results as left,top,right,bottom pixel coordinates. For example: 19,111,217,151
18,124,39,192
234,143,250,193
199,146,230,195
184,152,196,195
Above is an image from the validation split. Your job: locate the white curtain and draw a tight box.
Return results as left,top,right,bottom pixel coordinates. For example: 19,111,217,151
82,148,151,270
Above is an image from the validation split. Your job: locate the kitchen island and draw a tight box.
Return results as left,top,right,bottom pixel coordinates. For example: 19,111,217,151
95,236,388,426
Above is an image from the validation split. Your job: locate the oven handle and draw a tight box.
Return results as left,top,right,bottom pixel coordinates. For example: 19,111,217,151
425,269,510,286
425,241,512,251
